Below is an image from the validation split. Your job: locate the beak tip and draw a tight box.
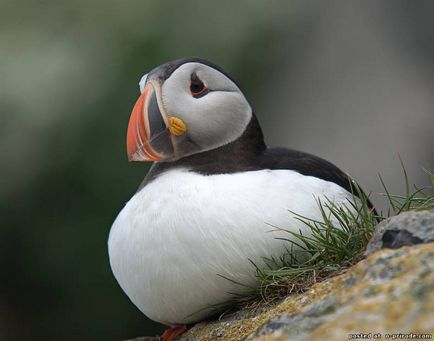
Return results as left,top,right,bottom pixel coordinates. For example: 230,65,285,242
126,150,139,162
126,145,135,162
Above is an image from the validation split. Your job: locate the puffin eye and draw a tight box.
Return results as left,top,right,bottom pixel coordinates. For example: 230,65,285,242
190,73,209,98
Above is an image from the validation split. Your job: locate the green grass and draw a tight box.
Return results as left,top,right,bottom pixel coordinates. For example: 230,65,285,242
205,168,434,316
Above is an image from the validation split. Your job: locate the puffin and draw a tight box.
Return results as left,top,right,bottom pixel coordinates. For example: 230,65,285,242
108,57,369,340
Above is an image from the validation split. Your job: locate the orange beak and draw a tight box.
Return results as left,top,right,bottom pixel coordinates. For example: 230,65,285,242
126,83,173,162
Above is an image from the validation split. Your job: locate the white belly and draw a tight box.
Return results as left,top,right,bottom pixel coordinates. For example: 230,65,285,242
108,168,352,324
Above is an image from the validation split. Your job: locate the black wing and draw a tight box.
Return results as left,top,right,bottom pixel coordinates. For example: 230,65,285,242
257,148,351,191
257,147,375,209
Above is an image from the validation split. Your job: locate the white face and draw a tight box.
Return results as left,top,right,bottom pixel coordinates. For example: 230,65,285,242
156,62,252,159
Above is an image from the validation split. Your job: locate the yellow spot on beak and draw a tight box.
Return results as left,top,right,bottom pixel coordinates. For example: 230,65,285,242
168,116,187,136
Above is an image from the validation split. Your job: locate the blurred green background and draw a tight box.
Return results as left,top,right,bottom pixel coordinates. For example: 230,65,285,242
1,1,433,340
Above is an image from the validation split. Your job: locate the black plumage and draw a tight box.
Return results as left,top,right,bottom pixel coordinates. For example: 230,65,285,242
140,115,370,206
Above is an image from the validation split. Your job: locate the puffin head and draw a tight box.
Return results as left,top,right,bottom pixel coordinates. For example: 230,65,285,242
126,58,253,162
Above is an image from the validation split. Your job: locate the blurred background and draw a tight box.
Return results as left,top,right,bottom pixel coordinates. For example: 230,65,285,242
1,1,433,340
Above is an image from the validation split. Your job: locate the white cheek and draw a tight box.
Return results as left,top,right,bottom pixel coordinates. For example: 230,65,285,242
173,91,252,148
160,62,252,153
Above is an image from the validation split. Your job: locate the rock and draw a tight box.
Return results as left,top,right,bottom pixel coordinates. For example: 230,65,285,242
131,212,434,340
365,211,434,256
179,243,434,340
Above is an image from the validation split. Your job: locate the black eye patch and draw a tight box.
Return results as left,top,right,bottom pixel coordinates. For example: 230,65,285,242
190,72,209,98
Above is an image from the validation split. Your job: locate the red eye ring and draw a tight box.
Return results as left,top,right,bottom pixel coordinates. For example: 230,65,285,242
190,73,209,98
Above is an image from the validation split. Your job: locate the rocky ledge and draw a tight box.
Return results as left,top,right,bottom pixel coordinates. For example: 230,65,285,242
133,211,434,341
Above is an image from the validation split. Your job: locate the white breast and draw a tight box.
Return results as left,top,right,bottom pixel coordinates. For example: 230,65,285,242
108,168,352,324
